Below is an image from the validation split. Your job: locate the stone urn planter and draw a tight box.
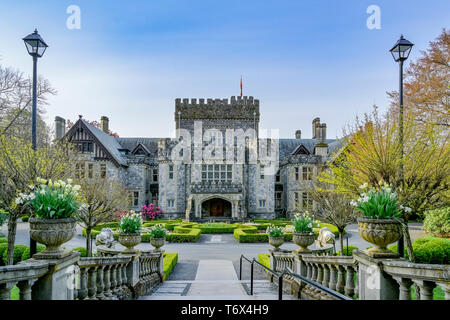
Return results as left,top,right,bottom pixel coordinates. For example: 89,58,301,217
118,233,141,254
29,217,77,259
357,217,403,258
292,232,316,252
150,237,165,252
268,236,284,251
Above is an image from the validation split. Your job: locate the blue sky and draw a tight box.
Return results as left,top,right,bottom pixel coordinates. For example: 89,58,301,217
0,0,449,139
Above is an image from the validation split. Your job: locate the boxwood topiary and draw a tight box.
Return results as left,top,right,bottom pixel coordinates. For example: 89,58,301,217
2,244,29,265
21,245,46,261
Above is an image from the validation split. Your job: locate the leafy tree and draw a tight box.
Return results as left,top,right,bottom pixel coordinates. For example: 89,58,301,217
387,28,449,127
74,177,129,257
0,135,75,265
319,107,449,262
306,180,358,255
0,63,56,145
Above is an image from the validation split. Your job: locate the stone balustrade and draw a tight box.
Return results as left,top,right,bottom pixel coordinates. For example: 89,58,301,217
76,256,133,300
297,254,358,299
0,261,49,300
354,251,450,300
269,248,449,301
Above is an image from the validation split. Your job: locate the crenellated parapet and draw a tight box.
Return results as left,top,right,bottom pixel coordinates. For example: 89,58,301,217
174,96,260,120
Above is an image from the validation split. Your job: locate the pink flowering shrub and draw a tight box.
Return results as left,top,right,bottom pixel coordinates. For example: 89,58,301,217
141,203,163,220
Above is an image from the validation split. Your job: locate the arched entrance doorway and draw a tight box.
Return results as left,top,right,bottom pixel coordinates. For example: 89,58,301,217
201,198,232,217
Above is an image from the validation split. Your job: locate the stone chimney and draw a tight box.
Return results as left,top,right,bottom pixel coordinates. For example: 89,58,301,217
295,130,301,139
101,116,109,133
312,117,320,139
54,116,66,140
320,123,327,141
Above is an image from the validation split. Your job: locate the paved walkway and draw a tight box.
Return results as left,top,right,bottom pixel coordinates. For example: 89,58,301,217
141,259,289,300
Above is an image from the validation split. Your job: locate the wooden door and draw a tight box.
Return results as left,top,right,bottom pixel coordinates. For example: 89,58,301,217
210,199,224,216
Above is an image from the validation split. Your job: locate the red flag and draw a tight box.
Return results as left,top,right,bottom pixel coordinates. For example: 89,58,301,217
240,76,243,97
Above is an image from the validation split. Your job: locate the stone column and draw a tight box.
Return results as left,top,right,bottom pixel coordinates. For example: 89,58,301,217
392,277,413,300
31,252,80,300
353,251,399,300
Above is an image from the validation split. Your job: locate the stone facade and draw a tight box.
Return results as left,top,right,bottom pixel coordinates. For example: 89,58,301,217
58,96,341,220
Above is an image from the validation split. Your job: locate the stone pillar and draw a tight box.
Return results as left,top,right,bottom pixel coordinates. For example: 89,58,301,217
31,252,80,300
353,251,399,300
125,253,141,288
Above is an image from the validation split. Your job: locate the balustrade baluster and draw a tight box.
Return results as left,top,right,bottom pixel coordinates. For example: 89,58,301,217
306,262,312,280
316,264,323,285
0,282,17,300
329,265,337,291
96,265,106,299
104,265,113,298
115,264,123,295
322,264,330,287
122,263,128,288
87,266,98,300
311,263,318,282
110,264,118,297
336,266,345,293
413,280,436,300
77,267,88,300
17,279,36,300
353,266,358,297
344,266,355,297
393,277,413,300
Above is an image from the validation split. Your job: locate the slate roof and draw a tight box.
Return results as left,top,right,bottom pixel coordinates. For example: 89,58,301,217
80,120,344,167
278,139,338,159
117,138,160,155
81,120,128,166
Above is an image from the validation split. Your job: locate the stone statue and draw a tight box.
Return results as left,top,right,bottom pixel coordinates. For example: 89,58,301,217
316,227,335,248
95,228,116,248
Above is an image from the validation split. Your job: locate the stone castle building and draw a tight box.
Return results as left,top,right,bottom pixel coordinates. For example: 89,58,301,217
56,96,341,220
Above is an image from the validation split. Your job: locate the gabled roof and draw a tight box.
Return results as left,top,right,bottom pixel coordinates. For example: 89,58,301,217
65,119,128,167
291,144,310,155
132,143,151,155
81,120,128,166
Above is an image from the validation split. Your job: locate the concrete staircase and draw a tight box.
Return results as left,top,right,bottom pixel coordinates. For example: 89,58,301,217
140,260,294,300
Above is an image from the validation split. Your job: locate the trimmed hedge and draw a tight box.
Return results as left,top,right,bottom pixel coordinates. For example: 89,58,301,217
195,223,239,234
21,216,29,222
0,238,7,243
388,237,450,264
163,252,178,280
2,244,28,265
336,245,359,256
166,225,202,242
233,222,339,243
83,220,202,243
258,253,270,270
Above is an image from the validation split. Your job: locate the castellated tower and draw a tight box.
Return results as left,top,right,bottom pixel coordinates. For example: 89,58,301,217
174,96,260,137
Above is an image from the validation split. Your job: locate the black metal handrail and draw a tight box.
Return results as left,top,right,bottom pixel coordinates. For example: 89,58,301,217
239,254,352,300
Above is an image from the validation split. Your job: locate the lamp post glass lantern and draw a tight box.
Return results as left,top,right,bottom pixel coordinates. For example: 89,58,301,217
23,29,48,57
22,29,48,256
390,34,413,258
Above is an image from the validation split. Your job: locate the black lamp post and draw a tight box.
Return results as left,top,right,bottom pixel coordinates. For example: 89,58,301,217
23,29,48,256
390,34,413,258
